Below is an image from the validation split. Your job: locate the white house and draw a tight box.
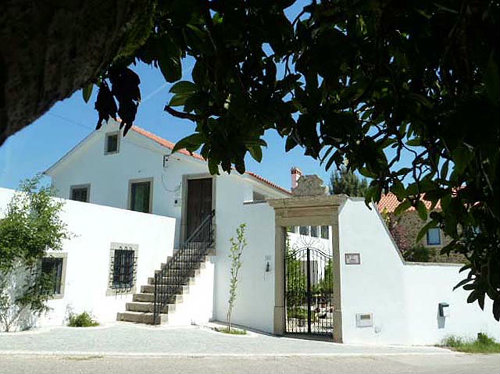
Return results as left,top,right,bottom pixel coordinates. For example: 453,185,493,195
1,118,498,345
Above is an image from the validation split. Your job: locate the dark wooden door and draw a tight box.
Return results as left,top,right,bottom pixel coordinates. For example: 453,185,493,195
186,178,213,239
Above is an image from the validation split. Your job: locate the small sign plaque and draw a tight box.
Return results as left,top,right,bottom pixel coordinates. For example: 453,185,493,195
345,253,361,265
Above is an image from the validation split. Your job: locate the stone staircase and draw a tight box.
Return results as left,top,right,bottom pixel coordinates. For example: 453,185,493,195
117,254,209,325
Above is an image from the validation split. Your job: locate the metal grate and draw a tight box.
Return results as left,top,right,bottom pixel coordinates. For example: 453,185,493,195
110,249,137,293
285,246,334,336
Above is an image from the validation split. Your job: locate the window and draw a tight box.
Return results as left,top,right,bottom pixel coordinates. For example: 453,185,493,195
105,132,119,154
310,226,319,238
108,243,138,295
426,227,441,246
70,184,90,202
41,257,64,295
287,226,297,233
299,226,310,236
321,226,330,239
129,179,152,213
112,250,135,289
253,191,266,201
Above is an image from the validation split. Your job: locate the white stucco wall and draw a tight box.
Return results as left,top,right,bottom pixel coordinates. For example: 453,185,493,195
48,120,288,249
213,196,276,333
48,122,205,248
0,187,175,327
339,198,500,345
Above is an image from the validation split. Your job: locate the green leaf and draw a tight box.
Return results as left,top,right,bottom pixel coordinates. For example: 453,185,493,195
406,138,421,146
285,135,297,152
453,277,472,291
440,160,449,180
416,200,428,221
169,94,189,107
467,290,480,304
485,55,500,104
82,83,93,103
171,133,204,153
208,158,220,175
248,146,263,162
452,146,474,174
416,220,436,242
394,200,411,215
391,180,406,199
170,81,196,94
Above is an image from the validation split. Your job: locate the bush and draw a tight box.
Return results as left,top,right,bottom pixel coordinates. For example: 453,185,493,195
67,311,99,327
404,245,431,262
215,327,247,335
442,333,500,353
287,309,308,320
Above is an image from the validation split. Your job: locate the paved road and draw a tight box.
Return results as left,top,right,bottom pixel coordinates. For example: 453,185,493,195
0,324,449,355
1,354,499,374
1,324,498,373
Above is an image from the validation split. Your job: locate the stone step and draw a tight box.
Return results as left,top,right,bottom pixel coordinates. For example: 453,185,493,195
140,284,188,296
117,311,168,325
147,275,196,285
133,293,154,302
125,301,169,313
160,255,208,269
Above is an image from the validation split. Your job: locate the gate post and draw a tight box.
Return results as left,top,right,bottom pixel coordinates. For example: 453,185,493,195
273,225,286,335
331,213,343,343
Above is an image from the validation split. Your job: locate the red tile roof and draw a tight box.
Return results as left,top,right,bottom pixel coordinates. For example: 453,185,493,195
131,126,205,161
377,192,441,213
131,126,291,195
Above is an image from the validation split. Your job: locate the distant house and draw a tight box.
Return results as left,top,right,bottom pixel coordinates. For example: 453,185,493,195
377,193,464,263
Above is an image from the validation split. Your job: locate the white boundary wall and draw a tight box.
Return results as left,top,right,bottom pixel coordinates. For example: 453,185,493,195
339,198,500,345
0,188,175,327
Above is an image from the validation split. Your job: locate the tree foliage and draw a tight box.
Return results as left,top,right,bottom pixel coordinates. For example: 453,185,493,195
329,166,368,197
0,176,69,271
0,176,70,331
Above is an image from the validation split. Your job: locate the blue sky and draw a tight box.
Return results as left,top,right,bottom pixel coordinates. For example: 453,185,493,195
0,60,335,191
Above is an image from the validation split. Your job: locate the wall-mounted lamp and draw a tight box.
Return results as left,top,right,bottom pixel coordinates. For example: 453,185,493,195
439,302,450,318
265,261,271,272
163,154,170,168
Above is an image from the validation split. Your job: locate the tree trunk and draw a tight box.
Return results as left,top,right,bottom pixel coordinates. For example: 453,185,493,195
0,0,152,145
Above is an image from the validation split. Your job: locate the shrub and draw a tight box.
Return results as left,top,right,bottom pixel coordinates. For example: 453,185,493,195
215,327,247,335
404,245,431,262
67,311,99,327
442,333,500,353
0,175,69,332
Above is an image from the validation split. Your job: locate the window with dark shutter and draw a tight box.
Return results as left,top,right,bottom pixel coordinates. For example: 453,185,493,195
299,226,310,236
426,228,441,245
112,250,135,289
41,257,63,295
70,186,89,202
130,181,151,213
321,226,330,239
310,226,319,238
105,133,119,154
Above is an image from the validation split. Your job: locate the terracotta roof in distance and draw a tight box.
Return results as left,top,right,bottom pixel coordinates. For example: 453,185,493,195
377,192,441,213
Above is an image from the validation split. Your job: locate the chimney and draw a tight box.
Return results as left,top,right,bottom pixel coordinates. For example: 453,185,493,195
291,167,303,190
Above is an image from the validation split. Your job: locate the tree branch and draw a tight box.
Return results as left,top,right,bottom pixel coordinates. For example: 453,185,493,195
164,106,200,121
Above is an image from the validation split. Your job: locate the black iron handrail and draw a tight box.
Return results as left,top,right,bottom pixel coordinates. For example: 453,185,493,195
152,210,215,324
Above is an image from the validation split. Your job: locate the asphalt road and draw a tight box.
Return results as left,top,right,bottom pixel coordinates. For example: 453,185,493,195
1,353,499,374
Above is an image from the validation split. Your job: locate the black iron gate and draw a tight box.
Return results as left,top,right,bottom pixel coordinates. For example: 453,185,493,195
285,246,334,335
